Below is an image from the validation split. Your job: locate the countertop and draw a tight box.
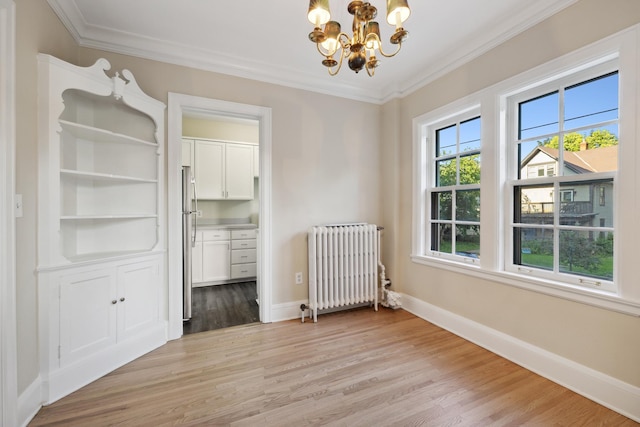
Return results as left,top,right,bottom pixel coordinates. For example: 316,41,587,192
196,218,257,230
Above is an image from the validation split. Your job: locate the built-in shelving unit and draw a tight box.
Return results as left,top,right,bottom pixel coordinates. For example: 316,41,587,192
37,54,166,404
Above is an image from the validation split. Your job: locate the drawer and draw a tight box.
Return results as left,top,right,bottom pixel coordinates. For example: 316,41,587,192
231,239,256,250
231,229,257,240
200,229,230,241
231,249,256,264
231,263,256,279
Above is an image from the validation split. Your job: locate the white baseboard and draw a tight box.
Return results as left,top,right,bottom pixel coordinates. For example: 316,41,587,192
18,376,42,427
401,293,640,423
270,300,308,323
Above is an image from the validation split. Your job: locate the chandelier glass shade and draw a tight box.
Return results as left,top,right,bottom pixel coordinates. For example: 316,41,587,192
307,0,410,76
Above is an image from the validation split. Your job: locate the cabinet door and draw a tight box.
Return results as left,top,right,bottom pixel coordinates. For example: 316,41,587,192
59,268,117,366
117,260,159,341
225,143,254,200
181,139,194,167
195,141,224,200
202,240,230,282
192,240,203,283
253,145,259,178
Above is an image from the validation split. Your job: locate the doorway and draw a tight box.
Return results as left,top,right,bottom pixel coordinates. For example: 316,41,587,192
181,113,260,335
167,93,272,341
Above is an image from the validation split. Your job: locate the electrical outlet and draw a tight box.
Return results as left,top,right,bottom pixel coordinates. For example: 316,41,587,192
196,210,203,217
295,272,303,285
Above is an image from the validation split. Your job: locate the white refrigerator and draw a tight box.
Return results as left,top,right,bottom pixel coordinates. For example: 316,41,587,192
182,166,197,321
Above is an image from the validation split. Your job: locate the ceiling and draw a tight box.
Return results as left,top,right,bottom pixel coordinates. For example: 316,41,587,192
47,0,578,104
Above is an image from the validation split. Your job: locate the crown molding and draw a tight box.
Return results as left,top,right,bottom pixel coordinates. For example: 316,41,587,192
48,0,579,105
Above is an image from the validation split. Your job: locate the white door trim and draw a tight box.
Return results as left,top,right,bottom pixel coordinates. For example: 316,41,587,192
167,93,272,340
0,0,17,425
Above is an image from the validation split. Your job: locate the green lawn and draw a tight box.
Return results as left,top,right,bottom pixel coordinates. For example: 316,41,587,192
522,253,613,280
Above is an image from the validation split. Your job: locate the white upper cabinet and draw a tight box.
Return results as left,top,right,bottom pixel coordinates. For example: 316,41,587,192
225,143,254,199
181,138,194,167
193,139,254,200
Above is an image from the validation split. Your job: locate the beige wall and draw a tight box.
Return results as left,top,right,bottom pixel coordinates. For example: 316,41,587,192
16,0,382,394
388,0,640,387
15,0,78,394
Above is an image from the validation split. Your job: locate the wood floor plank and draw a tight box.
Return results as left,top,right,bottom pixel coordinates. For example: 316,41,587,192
29,308,637,426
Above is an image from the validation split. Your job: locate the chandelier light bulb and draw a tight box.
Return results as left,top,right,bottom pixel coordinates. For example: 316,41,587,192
307,0,331,26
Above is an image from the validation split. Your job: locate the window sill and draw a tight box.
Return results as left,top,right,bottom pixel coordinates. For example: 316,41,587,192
410,254,640,317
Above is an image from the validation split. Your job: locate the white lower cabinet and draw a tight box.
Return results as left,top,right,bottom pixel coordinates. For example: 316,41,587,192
231,229,257,280
203,240,231,282
192,229,230,286
41,254,164,403
192,227,257,285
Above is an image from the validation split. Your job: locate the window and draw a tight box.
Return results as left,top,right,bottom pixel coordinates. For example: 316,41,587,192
428,114,481,262
413,26,639,315
508,68,617,289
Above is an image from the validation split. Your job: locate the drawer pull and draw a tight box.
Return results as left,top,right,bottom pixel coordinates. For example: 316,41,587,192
111,300,117,305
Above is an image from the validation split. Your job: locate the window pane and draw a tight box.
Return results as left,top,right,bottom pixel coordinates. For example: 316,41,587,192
456,189,480,221
436,158,457,187
519,91,559,139
515,227,554,271
559,179,613,227
431,223,452,254
518,184,554,224
456,225,480,258
436,124,456,157
459,117,481,152
561,125,618,174
518,140,553,179
458,154,481,185
559,230,613,280
431,191,452,220
564,72,618,130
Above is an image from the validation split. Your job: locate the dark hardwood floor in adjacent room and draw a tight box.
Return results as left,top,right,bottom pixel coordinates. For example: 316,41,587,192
30,308,636,426
183,281,259,335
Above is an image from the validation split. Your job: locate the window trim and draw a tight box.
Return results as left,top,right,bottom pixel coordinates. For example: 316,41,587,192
412,24,640,317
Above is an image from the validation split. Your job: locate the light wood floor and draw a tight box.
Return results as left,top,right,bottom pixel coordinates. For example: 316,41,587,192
30,308,636,426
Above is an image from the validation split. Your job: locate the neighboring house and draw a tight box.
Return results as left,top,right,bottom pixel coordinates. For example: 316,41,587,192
519,144,616,232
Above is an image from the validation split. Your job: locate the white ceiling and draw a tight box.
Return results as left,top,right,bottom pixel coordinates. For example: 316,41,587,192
47,0,578,104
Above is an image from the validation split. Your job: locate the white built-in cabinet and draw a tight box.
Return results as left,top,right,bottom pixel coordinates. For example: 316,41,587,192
184,138,255,200
181,138,194,167
36,54,166,404
192,229,231,286
253,145,260,177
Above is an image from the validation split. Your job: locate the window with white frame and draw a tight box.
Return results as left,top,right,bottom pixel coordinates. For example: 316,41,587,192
427,113,481,262
507,65,618,291
413,26,639,314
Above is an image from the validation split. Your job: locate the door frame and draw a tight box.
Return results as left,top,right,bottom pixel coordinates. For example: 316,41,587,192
0,0,17,425
167,93,272,340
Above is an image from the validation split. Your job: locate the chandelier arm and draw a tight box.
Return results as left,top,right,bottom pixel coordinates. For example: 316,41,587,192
366,64,375,77
328,48,346,76
377,41,402,58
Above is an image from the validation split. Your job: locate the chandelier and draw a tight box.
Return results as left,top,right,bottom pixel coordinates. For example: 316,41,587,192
307,0,410,76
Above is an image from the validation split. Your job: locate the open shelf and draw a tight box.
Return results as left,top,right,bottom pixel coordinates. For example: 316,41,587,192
59,120,157,147
60,169,158,184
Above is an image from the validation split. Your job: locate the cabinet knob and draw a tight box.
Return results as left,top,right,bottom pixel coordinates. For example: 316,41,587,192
120,297,126,302
111,300,117,305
